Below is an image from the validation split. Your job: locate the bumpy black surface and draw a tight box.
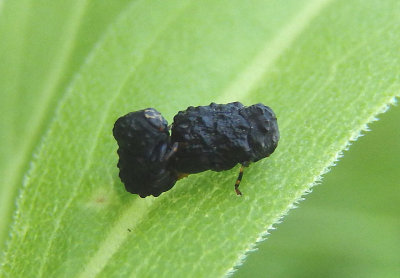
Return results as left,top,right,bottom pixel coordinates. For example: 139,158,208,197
112,108,177,197
171,102,279,173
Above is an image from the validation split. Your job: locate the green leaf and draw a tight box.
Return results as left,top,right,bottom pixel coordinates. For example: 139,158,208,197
0,0,133,248
1,0,399,277
234,105,400,277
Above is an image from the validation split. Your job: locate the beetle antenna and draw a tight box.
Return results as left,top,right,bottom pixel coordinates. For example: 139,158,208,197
234,165,245,196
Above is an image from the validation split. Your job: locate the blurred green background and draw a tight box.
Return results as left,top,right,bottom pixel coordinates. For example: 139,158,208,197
235,104,400,277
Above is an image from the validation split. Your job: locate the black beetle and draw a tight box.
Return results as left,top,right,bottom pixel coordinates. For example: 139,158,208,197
112,108,178,197
113,102,279,197
170,102,279,195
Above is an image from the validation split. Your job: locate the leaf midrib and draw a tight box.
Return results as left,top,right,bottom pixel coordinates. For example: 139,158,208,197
35,1,196,275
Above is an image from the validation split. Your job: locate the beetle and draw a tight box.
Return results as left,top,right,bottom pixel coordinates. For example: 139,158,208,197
113,102,279,197
113,108,178,197
170,102,279,195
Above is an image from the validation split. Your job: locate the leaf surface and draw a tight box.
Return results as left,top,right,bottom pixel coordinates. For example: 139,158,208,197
1,0,399,277
234,106,400,277
0,0,133,247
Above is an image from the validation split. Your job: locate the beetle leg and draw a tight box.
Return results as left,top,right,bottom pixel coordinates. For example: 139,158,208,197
234,164,245,196
163,142,178,161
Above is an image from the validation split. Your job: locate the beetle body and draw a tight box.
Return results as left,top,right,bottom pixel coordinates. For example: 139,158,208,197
170,102,279,174
113,102,279,197
112,108,177,197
